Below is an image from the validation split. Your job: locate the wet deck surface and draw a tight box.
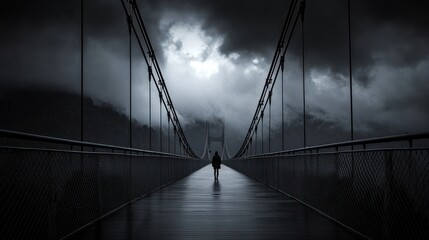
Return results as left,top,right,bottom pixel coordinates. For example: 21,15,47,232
71,165,360,239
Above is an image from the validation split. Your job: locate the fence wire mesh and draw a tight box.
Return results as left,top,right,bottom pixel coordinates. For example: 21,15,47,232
226,149,429,239
0,147,206,239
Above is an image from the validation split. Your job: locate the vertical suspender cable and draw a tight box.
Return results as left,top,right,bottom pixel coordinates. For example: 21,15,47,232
79,0,85,172
248,138,251,156
348,0,354,142
348,0,355,181
253,128,255,155
128,0,133,195
159,91,162,152
255,126,258,155
168,113,170,153
281,56,285,151
261,113,264,154
269,91,272,152
301,0,306,147
148,64,152,151
80,0,84,148
174,126,176,154
129,3,132,148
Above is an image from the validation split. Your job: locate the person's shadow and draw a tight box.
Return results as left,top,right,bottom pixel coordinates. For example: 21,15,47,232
212,180,221,199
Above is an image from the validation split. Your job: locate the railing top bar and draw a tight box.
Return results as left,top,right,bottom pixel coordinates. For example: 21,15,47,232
0,128,191,158
246,131,429,158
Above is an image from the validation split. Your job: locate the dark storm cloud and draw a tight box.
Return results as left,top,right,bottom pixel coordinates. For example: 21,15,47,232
139,0,288,57
303,0,349,74
351,0,429,73
9,0,428,90
138,0,429,84
195,0,287,56
3,0,428,92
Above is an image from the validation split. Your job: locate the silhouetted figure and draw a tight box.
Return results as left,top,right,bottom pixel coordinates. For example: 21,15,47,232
212,151,222,180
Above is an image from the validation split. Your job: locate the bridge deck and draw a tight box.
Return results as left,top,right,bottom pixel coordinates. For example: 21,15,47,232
70,165,360,239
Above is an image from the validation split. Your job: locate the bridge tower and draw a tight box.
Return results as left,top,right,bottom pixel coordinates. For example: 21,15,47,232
206,119,225,160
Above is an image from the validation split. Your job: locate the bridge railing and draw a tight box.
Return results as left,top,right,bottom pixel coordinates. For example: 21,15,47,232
225,133,429,239
0,129,207,240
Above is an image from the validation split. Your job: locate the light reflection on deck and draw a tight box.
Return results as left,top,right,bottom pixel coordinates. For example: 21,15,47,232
71,165,360,239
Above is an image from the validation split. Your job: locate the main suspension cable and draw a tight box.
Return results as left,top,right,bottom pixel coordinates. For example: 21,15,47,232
120,0,197,157
235,0,303,158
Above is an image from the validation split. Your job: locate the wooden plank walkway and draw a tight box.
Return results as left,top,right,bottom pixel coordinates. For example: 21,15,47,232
70,165,360,239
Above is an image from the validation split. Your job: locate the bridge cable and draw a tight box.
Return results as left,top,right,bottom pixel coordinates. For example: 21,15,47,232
258,8,301,150
225,138,232,160
129,0,196,157
234,0,303,158
234,0,300,157
281,55,284,151
269,90,272,152
348,0,354,143
234,0,298,157
129,0,195,157
149,62,152,150
255,126,258,155
220,140,225,160
301,0,306,148
167,112,170,153
128,1,133,148
247,140,250,156
261,111,264,153
200,126,209,160
159,91,162,152
121,0,198,157
174,125,177,154
80,0,84,149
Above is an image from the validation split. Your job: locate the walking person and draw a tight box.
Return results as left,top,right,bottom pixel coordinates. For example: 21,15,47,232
212,151,222,180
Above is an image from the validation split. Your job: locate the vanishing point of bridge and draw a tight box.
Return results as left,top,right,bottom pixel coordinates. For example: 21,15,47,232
1,0,428,239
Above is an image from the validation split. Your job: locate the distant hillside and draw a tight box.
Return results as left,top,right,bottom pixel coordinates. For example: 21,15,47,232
0,87,160,150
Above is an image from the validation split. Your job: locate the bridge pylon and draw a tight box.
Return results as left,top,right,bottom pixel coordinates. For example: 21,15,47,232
204,119,225,160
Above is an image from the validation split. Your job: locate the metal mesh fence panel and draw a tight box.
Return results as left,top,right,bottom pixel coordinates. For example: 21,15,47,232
0,147,206,239
0,149,52,239
54,152,100,238
225,149,429,239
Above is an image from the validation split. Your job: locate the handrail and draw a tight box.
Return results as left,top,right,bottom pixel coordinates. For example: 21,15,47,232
0,129,192,158
236,131,429,159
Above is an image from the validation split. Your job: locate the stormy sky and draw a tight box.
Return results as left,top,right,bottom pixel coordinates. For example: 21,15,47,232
1,0,429,154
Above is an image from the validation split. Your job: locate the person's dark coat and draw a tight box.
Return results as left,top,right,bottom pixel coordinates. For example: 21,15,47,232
212,153,221,169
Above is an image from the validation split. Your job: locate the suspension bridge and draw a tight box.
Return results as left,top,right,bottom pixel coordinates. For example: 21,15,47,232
1,0,428,239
